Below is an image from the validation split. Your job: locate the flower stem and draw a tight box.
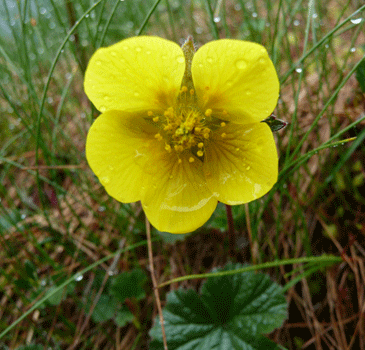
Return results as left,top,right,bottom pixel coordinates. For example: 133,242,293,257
225,204,235,255
145,216,168,350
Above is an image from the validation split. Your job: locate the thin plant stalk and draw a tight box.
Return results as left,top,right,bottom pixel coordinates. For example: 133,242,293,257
145,216,168,350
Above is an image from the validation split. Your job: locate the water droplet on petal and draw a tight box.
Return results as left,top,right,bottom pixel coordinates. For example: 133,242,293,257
245,90,252,96
111,51,117,57
100,106,106,112
134,92,140,97
101,176,110,184
207,57,213,64
146,50,151,54
136,47,142,52
236,59,247,70
95,60,102,65
108,165,114,171
246,165,251,171
177,56,184,63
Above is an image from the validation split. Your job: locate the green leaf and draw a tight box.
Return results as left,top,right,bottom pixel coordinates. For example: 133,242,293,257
115,307,135,327
111,268,147,302
150,263,287,350
355,58,365,92
91,294,118,323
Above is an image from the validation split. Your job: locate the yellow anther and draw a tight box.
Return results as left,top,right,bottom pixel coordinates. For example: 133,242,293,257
197,150,204,157
195,127,201,133
205,86,209,90
190,89,195,95
222,110,228,115
203,128,210,134
178,158,182,164
154,133,163,141
198,142,204,148
220,122,226,127
221,133,227,138
174,145,184,152
205,109,212,117
236,148,240,152
153,116,159,122
181,86,188,93
203,133,210,139
147,111,154,117
165,144,172,152
164,124,173,131
189,157,195,163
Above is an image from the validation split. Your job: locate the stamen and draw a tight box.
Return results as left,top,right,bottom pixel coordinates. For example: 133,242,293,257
180,86,188,93
220,122,226,127
153,116,159,122
221,133,227,138
189,89,195,95
197,150,204,157
198,142,204,148
205,109,212,117
189,157,195,163
147,111,154,117
154,133,163,141
165,144,172,152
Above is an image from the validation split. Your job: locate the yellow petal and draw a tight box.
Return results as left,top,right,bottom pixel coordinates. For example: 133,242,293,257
192,39,279,124
204,122,278,204
84,36,185,113
142,153,218,234
86,110,157,202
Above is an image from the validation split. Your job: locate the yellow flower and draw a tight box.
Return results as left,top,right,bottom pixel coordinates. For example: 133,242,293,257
85,36,279,234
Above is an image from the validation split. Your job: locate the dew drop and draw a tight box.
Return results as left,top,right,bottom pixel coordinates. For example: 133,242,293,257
350,47,356,53
101,176,110,184
136,47,141,52
235,59,247,70
198,63,204,68
146,50,151,54
99,106,106,112
177,56,184,63
252,12,257,18
213,16,221,23
108,165,114,171
246,165,251,171
74,274,83,282
259,57,266,64
95,60,102,65
312,13,318,19
350,18,362,25
245,90,252,96
293,19,300,26
111,51,117,57
207,57,213,64
295,67,302,73
134,92,140,97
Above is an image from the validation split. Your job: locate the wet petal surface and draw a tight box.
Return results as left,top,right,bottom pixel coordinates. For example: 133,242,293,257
204,122,278,204
192,39,279,124
84,36,185,113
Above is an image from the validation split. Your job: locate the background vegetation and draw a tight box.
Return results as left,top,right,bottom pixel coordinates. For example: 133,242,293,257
0,0,364,349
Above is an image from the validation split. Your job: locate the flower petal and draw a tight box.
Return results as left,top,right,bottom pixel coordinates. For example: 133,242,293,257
204,122,278,204
142,153,218,234
86,110,157,202
192,39,279,124
84,36,185,113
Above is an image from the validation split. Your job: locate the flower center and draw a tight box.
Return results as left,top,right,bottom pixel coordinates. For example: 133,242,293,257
148,86,213,162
